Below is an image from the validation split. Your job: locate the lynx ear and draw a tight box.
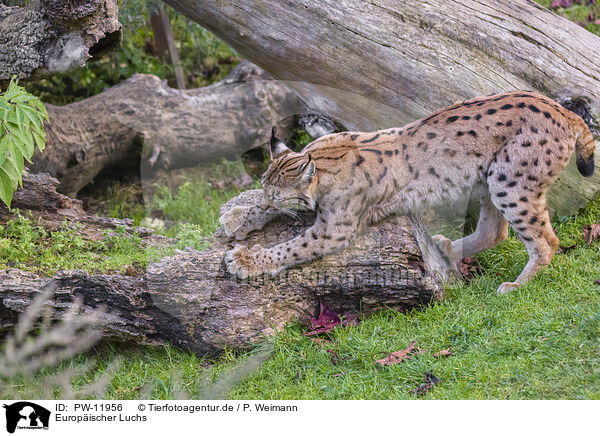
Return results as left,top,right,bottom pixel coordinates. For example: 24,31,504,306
270,127,292,159
299,156,316,184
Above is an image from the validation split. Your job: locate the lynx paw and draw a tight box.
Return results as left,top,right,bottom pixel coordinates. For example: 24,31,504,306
432,234,461,267
224,244,265,279
219,206,252,240
496,281,520,294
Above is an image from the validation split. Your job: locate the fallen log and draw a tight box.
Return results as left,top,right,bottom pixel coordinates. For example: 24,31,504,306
0,0,121,85
0,189,457,355
30,61,305,196
164,0,600,216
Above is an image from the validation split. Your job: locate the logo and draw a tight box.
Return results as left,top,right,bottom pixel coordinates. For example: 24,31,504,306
2,402,50,434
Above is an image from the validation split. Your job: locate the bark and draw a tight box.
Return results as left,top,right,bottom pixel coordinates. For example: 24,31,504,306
30,61,305,196
0,188,457,355
0,0,122,85
163,0,600,216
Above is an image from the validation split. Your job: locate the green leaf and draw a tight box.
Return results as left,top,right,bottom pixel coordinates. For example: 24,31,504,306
8,140,24,172
32,129,46,152
31,100,48,120
0,134,9,168
2,108,17,125
21,106,43,131
15,106,23,132
10,94,34,103
3,87,26,102
1,152,21,184
6,122,31,157
0,167,16,208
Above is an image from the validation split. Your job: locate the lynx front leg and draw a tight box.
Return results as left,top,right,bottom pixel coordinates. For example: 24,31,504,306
219,203,280,240
224,210,357,279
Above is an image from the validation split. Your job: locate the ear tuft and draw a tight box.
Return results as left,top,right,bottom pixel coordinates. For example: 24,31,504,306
300,159,316,184
270,127,292,159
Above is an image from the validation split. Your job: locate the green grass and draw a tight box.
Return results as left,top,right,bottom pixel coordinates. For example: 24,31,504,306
0,212,171,275
152,160,260,238
4,194,600,400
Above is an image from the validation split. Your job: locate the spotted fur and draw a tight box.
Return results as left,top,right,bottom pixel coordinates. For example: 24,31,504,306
222,91,596,293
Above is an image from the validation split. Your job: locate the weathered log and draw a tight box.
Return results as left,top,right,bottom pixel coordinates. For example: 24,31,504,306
164,0,600,216
30,61,304,196
0,0,122,85
0,189,457,355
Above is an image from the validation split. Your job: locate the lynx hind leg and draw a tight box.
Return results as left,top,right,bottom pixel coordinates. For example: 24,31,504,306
487,160,559,293
433,191,508,268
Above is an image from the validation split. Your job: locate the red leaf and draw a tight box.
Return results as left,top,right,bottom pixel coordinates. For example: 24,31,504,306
461,257,482,281
303,303,359,336
433,348,454,358
375,341,424,366
582,223,600,245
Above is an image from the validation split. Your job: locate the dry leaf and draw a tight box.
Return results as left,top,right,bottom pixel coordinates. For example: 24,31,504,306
375,341,423,366
582,223,600,245
410,371,440,396
303,303,358,336
461,257,482,280
433,348,454,358
557,244,577,254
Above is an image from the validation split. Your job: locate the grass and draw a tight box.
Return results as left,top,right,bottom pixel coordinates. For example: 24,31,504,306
0,212,171,275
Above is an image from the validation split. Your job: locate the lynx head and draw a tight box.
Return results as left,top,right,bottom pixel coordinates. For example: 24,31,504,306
260,128,318,212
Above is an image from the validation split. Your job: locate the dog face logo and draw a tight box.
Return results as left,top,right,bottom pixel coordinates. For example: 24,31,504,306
2,402,50,433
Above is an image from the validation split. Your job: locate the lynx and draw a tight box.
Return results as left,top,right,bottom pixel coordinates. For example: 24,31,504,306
221,91,596,293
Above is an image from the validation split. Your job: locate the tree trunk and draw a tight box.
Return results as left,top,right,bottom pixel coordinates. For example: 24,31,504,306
30,61,305,196
151,6,186,89
163,0,600,216
0,0,122,85
0,187,456,355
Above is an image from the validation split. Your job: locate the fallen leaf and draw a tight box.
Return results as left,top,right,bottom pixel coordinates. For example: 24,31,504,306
331,373,344,377
551,0,572,7
304,303,340,336
557,244,577,254
303,303,358,336
410,371,441,396
375,341,424,366
433,348,454,358
461,257,482,280
582,223,600,245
